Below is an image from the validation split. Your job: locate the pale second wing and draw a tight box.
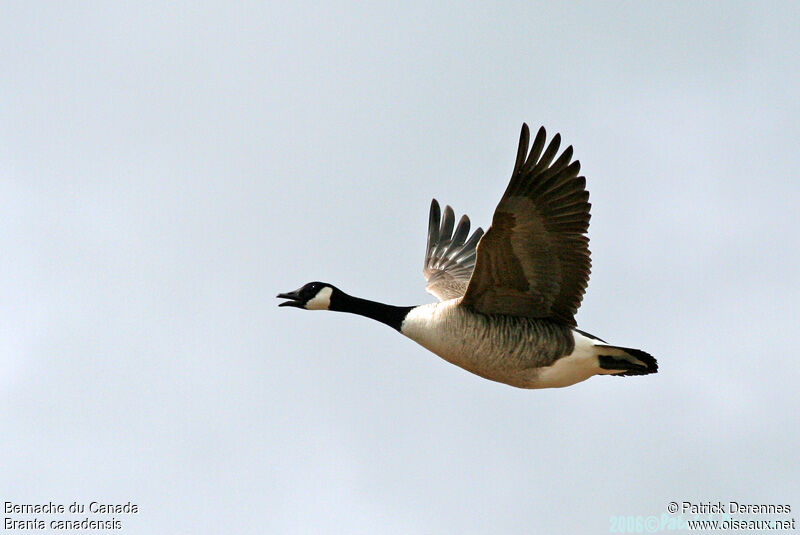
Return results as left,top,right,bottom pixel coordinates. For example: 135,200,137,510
423,199,484,301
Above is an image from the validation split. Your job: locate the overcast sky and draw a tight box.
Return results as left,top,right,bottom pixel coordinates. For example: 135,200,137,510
2,2,798,533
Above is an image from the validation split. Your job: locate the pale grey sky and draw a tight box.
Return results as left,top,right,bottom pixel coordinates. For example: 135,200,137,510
2,2,798,533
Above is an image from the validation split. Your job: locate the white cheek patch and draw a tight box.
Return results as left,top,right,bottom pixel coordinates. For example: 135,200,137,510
305,286,333,310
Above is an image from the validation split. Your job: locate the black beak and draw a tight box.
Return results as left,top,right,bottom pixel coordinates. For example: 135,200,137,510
276,290,305,308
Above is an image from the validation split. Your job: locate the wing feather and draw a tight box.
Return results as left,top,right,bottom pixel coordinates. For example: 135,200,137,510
423,199,484,301
461,124,591,325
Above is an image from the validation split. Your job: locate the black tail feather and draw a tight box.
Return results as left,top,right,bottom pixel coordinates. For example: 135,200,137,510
597,346,658,377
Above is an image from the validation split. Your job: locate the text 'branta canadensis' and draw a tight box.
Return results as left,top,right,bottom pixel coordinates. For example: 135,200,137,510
278,124,657,388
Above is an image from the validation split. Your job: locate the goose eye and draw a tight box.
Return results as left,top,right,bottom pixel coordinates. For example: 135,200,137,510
305,283,321,296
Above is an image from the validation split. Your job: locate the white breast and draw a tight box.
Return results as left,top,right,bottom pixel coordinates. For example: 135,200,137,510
400,300,537,386
400,300,466,360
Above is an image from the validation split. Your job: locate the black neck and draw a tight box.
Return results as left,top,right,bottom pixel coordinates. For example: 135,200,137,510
330,292,414,332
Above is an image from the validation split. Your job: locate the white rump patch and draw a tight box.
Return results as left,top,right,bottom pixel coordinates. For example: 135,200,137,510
534,330,602,387
305,286,333,310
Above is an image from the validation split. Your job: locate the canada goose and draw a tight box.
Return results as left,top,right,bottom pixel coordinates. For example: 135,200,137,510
278,124,657,388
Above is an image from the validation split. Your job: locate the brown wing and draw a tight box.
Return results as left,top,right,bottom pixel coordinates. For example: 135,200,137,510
460,124,591,325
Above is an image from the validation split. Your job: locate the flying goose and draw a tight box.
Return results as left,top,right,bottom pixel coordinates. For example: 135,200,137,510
278,124,657,388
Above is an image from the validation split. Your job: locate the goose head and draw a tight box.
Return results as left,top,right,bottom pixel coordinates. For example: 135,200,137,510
277,282,338,310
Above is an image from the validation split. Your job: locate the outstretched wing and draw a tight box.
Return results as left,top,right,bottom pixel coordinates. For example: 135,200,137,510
423,199,484,301
461,124,591,325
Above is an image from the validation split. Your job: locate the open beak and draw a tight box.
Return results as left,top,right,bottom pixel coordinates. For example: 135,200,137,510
276,290,305,308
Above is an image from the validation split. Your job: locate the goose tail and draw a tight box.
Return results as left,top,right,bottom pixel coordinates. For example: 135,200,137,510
596,345,658,377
